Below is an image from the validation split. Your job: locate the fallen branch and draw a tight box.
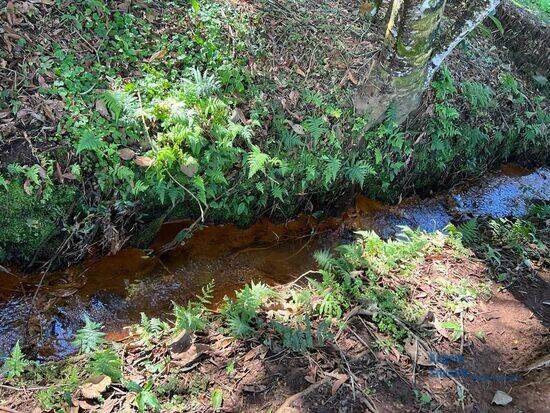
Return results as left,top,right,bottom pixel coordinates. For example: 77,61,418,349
275,377,330,413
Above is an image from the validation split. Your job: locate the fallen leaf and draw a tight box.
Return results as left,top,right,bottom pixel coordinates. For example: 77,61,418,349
149,48,168,62
243,344,268,362
80,375,111,400
180,162,198,177
23,179,32,195
403,338,433,367
348,70,358,85
134,156,154,168
294,66,306,77
171,343,210,366
331,374,348,395
304,375,316,384
62,172,78,181
95,99,110,118
289,90,300,107
230,108,247,124
38,165,47,180
168,331,192,354
492,390,512,406
291,123,305,135
101,397,118,413
212,336,234,350
118,148,136,161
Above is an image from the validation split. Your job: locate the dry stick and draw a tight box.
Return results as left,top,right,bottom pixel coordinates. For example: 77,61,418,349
275,377,330,413
351,308,475,400
412,337,418,388
460,311,465,354
0,406,22,413
166,170,205,223
284,270,322,288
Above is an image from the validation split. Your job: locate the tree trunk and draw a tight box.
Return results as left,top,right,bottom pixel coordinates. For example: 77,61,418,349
354,0,501,126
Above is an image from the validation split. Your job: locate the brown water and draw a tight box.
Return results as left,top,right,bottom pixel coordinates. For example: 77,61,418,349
0,165,548,360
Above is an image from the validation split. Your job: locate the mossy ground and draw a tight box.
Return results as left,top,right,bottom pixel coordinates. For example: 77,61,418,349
0,180,75,264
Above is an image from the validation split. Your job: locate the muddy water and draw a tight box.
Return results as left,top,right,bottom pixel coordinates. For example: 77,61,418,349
0,166,548,360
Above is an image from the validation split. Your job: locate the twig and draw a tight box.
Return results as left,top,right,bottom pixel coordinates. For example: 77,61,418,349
275,377,330,413
166,170,205,223
0,406,22,413
460,311,465,354
284,270,322,287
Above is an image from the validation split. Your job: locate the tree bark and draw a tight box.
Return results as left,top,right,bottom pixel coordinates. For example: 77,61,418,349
353,0,501,126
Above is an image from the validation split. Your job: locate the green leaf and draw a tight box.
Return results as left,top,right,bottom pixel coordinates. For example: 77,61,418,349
190,0,200,13
76,130,103,154
246,146,269,178
211,387,223,411
135,384,161,413
89,349,122,382
2,341,30,378
72,316,105,353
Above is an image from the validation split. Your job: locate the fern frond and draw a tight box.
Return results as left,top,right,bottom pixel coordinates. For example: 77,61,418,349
246,146,270,178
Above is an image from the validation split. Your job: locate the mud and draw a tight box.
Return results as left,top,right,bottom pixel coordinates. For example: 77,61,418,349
0,165,548,360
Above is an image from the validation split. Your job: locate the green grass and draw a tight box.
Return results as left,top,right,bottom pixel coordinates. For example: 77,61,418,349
515,0,550,20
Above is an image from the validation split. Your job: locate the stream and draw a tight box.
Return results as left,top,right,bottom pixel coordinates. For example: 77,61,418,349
1,165,548,361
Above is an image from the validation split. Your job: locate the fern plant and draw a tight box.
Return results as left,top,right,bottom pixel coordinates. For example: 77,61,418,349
456,219,479,244
221,281,275,338
271,317,330,352
462,82,495,112
173,280,214,333
1,341,30,379
72,316,106,354
88,349,123,382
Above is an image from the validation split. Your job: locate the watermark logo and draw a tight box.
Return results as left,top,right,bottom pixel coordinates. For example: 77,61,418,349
428,353,520,383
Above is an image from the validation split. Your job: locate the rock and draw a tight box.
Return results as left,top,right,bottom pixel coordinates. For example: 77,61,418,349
491,390,512,406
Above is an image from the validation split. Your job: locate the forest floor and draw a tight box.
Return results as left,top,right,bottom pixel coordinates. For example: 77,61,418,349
0,0,549,412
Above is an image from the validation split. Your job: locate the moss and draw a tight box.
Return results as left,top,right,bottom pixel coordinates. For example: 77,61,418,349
0,181,76,265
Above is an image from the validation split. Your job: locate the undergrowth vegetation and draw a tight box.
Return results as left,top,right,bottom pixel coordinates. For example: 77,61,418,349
0,0,548,266
0,224,488,411
2,202,549,410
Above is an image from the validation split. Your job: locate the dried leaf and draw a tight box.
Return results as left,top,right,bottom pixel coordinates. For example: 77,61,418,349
348,70,358,85
291,123,305,135
403,338,433,367
168,331,192,354
23,179,32,195
149,48,168,62
171,343,210,366
331,374,348,395
80,375,111,400
134,156,154,168
62,172,77,181
294,66,306,77
180,162,198,177
101,397,118,413
118,148,136,161
95,100,110,119
37,165,47,180
230,107,247,124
